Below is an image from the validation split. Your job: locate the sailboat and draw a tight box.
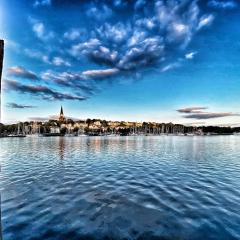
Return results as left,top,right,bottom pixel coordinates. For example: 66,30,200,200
8,123,26,137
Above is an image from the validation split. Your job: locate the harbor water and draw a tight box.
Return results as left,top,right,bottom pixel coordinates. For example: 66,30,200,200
0,136,240,240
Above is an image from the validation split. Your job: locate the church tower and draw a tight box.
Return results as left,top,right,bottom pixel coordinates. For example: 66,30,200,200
59,106,65,122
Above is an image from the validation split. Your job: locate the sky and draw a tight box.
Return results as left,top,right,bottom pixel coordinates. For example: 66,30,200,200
1,0,240,126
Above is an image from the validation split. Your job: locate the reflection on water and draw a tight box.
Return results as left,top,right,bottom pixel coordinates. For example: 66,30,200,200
1,136,240,240
58,137,65,160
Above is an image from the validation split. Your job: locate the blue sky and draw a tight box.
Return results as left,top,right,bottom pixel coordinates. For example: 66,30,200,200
1,0,240,125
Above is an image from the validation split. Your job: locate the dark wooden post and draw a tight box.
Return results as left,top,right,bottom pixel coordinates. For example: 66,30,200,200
0,39,3,240
0,40,4,123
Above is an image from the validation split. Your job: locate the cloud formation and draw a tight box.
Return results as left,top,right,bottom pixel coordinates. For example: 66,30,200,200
7,66,38,80
21,1,225,102
24,48,51,64
33,0,51,8
24,48,71,68
69,1,214,75
86,3,113,21
185,51,197,60
41,70,96,95
52,57,71,67
177,107,208,113
184,112,240,119
208,0,238,9
29,18,54,41
82,68,120,79
177,106,240,119
6,102,37,109
161,62,181,72
197,14,214,30
41,67,124,96
4,79,87,101
5,65,117,101
63,28,85,41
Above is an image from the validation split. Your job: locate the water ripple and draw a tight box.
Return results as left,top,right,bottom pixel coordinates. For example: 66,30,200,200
1,136,240,240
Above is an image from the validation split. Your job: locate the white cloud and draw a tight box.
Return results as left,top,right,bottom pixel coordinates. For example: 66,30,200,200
208,0,238,9
69,38,101,58
86,4,113,21
185,51,198,60
197,15,214,30
7,66,38,80
82,68,120,78
24,48,71,67
64,29,82,41
33,22,44,38
52,57,71,67
161,63,181,72
173,23,189,35
29,18,55,41
24,48,51,64
33,0,51,8
67,2,217,75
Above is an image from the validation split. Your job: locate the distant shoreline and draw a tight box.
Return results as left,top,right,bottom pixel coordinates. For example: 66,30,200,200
1,118,240,138
1,133,239,138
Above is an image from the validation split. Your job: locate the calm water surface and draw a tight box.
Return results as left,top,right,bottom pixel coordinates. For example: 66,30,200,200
0,136,240,240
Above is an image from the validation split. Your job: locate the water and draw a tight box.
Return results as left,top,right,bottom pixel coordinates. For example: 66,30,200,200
0,136,240,240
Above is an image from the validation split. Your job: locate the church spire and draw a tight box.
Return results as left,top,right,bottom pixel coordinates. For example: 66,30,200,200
59,106,65,122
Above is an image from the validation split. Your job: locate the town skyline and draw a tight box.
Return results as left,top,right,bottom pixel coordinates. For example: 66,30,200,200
1,105,239,129
1,0,240,126
2,105,239,137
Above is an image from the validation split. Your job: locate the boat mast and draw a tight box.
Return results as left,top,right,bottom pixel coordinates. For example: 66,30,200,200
17,123,20,135
22,123,25,135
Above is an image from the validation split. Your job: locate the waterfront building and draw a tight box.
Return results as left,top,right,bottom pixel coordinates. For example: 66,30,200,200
50,126,60,134
94,121,102,127
31,122,41,134
24,125,31,135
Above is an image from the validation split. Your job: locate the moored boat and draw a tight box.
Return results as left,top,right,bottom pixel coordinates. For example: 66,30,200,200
6,134,26,138
233,132,240,135
2,123,27,138
42,133,65,137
